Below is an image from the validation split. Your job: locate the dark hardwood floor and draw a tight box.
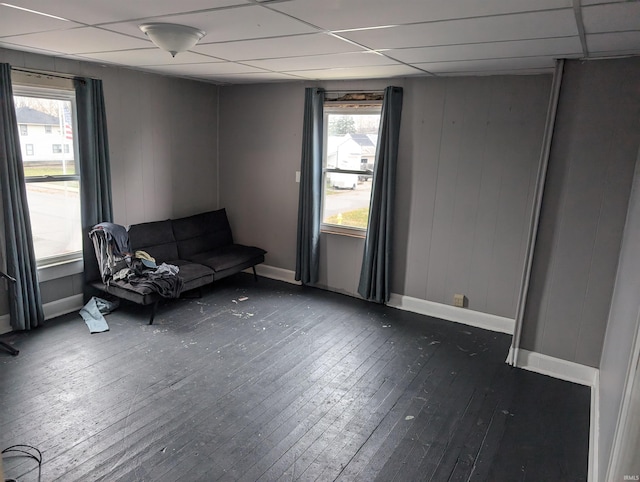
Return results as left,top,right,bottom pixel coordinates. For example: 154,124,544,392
0,274,590,481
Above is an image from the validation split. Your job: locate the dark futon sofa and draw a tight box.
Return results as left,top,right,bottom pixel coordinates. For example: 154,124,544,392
90,209,266,324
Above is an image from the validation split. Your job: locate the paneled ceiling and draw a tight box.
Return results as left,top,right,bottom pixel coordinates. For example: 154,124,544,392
0,0,639,84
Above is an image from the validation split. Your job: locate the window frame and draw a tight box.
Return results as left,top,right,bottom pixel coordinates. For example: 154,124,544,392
320,102,382,237
13,83,82,268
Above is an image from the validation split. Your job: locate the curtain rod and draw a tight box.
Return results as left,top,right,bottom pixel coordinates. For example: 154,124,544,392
10,66,89,83
324,89,385,93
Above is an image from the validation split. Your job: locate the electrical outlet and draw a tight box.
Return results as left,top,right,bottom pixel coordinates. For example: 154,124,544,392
453,294,465,308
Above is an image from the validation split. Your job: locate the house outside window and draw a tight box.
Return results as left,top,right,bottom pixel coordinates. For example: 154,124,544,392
19,124,27,135
13,87,81,266
321,104,381,235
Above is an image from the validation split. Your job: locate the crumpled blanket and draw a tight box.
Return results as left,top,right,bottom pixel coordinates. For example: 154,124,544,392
127,271,184,299
93,222,131,256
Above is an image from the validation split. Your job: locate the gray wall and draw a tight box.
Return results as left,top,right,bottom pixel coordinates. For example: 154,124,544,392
394,75,550,317
0,47,219,319
521,58,640,368
219,75,551,313
598,149,640,482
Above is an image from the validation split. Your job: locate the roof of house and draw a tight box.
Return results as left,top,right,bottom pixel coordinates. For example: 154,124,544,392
15,106,59,126
349,133,377,147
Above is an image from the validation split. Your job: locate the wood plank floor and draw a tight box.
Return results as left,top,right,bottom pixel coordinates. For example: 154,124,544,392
0,274,590,481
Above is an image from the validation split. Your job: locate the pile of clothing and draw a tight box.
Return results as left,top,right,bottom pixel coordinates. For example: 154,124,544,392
89,222,184,299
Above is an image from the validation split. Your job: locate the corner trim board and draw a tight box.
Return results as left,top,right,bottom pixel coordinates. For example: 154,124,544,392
589,371,599,482
388,293,515,334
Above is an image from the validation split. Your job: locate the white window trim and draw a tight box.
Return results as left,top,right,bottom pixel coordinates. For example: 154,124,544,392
37,258,84,282
320,103,381,236
13,81,83,276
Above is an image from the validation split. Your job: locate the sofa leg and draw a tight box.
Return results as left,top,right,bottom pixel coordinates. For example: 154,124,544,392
252,266,258,282
148,301,159,325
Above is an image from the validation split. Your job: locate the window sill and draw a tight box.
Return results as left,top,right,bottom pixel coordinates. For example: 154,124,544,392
321,225,367,239
37,258,84,282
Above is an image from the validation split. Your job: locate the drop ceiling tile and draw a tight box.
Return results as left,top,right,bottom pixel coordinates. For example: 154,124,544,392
244,51,399,71
581,0,629,5
0,40,66,56
270,0,572,32
105,5,317,43
0,4,82,37
193,33,363,61
386,37,583,64
339,10,578,50
2,0,249,25
413,56,556,74
287,64,425,80
147,61,266,76
203,71,304,83
74,49,223,66
582,3,640,34
587,31,640,55
2,27,150,54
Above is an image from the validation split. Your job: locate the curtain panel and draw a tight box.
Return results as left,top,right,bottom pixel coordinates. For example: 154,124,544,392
295,87,325,285
0,63,44,330
75,78,113,297
358,86,404,303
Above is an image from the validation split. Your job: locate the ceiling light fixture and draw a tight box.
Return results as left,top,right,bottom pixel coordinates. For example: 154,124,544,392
139,23,205,57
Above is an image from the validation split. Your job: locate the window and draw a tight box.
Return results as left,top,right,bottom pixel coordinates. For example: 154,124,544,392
321,104,381,235
13,87,81,266
19,124,27,135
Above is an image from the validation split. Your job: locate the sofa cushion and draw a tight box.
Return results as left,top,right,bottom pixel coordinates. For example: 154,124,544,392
172,209,234,259
169,260,215,292
188,244,266,273
128,219,179,263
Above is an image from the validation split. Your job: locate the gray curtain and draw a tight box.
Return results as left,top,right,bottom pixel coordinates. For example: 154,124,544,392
75,78,113,295
0,63,44,330
295,87,325,284
358,86,403,303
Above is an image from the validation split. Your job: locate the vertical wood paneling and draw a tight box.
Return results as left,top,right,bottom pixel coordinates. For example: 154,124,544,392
522,58,640,367
218,76,549,315
0,47,219,312
406,75,551,318
218,83,306,270
598,151,640,480
394,79,445,300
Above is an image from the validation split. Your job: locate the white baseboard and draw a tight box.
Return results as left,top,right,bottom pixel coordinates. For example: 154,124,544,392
388,293,515,334
246,265,301,285
43,293,84,321
0,294,84,334
510,347,598,386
